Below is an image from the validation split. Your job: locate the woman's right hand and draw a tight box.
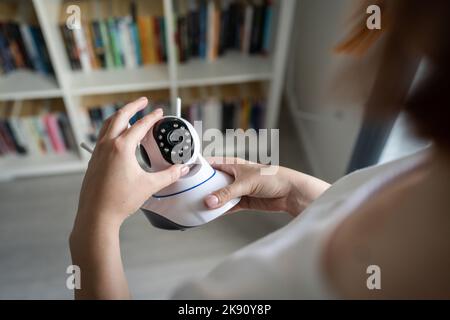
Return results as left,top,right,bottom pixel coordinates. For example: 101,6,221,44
204,158,330,217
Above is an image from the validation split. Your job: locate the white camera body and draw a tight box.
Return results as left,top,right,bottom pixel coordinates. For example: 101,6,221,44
139,116,240,230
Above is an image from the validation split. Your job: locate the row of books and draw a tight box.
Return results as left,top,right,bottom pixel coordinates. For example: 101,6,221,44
84,96,265,145
181,98,265,132
60,0,167,72
174,0,274,62
0,100,76,157
84,99,171,142
0,21,53,75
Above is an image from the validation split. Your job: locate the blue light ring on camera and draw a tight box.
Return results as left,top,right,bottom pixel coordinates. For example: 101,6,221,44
152,170,216,199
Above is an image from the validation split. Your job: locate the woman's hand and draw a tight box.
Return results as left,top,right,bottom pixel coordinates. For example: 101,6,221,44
204,158,330,217
70,97,189,299
75,97,189,230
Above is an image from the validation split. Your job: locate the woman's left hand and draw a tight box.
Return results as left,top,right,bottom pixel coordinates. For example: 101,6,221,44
74,97,190,231
70,97,190,299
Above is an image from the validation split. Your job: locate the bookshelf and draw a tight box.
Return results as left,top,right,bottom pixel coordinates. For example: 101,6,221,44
0,0,295,181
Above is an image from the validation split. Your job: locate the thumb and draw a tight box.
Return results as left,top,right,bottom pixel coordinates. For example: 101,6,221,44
146,164,190,192
204,182,244,209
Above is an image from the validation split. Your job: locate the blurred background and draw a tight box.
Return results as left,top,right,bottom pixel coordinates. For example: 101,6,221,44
0,0,428,299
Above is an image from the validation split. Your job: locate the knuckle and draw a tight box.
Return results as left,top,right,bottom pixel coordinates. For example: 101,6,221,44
219,186,232,201
115,108,125,118
112,138,125,152
170,167,180,182
97,137,108,148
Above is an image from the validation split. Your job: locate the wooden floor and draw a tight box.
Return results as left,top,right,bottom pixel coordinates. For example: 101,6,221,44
0,106,310,299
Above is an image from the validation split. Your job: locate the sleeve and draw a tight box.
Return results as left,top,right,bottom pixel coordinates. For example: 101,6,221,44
171,253,293,299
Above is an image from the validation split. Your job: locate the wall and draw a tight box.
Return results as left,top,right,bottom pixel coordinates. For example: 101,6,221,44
286,0,367,182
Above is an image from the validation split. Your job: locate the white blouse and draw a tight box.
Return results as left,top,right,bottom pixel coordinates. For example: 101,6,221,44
172,149,428,299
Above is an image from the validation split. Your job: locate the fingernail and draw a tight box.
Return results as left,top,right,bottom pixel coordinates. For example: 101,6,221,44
180,165,190,176
155,108,163,114
205,195,219,208
139,96,147,101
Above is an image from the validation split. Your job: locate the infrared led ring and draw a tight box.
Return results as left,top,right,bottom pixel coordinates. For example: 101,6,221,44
153,118,194,164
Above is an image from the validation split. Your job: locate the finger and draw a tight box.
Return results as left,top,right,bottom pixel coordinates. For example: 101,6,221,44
122,108,163,146
108,97,148,138
144,164,190,192
207,157,247,176
204,181,246,209
98,116,113,140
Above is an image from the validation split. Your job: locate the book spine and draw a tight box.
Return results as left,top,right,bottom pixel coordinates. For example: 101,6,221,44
83,21,99,69
21,118,40,156
207,0,215,61
49,113,67,153
242,4,254,54
130,21,143,66
262,0,273,54
5,121,22,154
0,23,16,73
250,3,265,54
32,27,53,74
91,21,106,68
107,18,123,68
0,121,16,153
14,23,33,69
99,20,114,69
5,23,26,69
10,117,30,154
119,16,136,68
60,25,79,70
154,17,163,63
159,17,167,63
199,1,207,59
57,113,76,151
73,25,92,72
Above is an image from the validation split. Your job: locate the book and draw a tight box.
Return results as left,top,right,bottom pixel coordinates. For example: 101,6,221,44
198,0,207,59
57,113,77,151
0,99,76,158
202,97,222,131
262,0,273,54
72,24,92,72
45,113,67,153
241,3,254,54
108,17,123,68
187,0,199,57
91,21,106,68
99,19,114,68
118,16,137,68
0,22,17,73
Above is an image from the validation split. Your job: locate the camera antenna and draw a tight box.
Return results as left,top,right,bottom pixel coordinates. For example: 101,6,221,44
176,97,182,118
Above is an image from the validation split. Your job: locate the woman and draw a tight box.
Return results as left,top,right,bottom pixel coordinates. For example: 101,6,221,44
70,0,450,299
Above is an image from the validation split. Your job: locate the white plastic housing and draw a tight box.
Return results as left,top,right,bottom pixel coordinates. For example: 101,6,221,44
141,156,240,228
140,116,240,229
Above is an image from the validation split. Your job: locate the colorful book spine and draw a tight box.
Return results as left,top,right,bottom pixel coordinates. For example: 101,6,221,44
99,20,114,69
45,114,67,154
199,0,207,59
107,17,123,68
118,16,137,69
72,25,92,72
91,21,106,68
262,0,273,54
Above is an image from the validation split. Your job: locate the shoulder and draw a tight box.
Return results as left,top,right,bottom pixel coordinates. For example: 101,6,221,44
322,164,450,299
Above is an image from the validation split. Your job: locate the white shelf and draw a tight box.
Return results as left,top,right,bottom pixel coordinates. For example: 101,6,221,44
0,152,84,181
67,65,171,96
177,53,273,88
0,0,295,180
0,70,62,101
